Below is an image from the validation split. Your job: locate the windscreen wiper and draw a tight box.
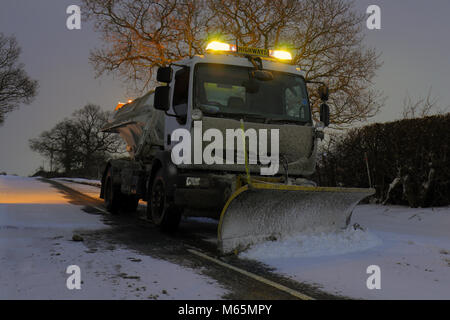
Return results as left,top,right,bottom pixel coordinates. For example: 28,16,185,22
201,108,267,122
217,112,267,122
265,118,308,125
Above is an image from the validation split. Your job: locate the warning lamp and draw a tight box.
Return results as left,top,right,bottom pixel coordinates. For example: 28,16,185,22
269,50,292,61
206,41,237,53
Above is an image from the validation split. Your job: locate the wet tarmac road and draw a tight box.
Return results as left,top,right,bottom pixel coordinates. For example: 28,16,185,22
43,178,342,300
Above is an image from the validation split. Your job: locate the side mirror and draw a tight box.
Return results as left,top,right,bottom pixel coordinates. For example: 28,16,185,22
157,67,173,83
320,103,330,127
318,85,329,102
154,86,170,111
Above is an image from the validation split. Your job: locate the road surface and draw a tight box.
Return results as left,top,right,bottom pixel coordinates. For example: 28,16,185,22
0,175,337,300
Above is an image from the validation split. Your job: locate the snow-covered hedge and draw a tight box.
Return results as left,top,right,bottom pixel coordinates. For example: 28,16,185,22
316,114,450,207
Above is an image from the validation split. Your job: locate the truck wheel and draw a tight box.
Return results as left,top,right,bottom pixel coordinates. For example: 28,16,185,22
148,169,181,231
104,169,121,215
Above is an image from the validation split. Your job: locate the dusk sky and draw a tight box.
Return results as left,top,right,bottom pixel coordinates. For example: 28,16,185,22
1,0,449,176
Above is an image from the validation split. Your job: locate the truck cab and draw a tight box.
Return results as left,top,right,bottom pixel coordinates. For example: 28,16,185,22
156,46,326,177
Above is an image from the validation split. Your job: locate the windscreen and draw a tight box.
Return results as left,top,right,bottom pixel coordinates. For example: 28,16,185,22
194,63,311,124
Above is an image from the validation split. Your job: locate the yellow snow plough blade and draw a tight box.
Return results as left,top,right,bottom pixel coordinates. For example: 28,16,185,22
218,182,375,254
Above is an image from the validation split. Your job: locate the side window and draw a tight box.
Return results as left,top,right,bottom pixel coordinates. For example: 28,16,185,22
173,68,190,107
285,87,300,118
285,85,308,120
172,67,190,124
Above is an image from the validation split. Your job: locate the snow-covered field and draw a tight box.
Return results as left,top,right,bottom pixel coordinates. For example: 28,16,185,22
240,205,450,299
0,175,226,299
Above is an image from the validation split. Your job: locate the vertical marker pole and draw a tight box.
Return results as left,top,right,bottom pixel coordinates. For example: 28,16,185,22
240,119,251,186
365,152,372,188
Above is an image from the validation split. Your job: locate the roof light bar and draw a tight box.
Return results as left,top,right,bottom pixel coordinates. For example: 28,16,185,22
206,41,237,52
269,50,292,61
206,41,293,61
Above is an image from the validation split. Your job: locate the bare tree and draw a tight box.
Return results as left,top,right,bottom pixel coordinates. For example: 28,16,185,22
82,0,383,127
30,104,125,177
402,87,449,119
30,120,81,174
208,0,300,49
72,104,125,176
0,33,38,124
209,0,384,126
83,0,210,91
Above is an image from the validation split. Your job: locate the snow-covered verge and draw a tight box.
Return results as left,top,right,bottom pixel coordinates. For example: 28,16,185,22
0,175,226,299
240,204,450,299
52,178,151,210
51,178,102,200
53,177,101,187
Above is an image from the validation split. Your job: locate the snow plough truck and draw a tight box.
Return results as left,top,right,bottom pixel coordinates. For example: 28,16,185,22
100,41,374,254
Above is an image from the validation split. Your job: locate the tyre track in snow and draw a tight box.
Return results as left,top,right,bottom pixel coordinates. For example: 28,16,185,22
42,178,342,300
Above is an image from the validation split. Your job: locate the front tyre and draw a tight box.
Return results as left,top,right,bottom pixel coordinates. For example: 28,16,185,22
148,169,182,231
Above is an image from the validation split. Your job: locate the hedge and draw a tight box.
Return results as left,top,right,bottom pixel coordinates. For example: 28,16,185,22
315,114,450,207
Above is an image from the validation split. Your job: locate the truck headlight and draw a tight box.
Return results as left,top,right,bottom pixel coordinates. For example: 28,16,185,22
192,109,203,121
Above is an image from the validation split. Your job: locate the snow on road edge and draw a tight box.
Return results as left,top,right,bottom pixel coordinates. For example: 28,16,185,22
0,176,228,299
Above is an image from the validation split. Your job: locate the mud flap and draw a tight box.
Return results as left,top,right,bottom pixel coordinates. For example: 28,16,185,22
217,183,375,254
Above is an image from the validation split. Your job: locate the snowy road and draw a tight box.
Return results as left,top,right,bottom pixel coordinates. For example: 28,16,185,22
1,175,449,299
0,176,332,300
0,176,227,299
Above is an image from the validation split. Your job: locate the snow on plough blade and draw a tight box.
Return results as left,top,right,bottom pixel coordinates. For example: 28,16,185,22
217,182,375,254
